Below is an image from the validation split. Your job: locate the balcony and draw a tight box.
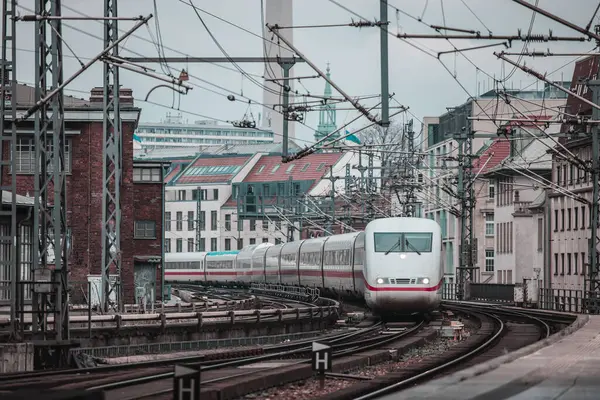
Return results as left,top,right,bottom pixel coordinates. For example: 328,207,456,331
513,201,533,215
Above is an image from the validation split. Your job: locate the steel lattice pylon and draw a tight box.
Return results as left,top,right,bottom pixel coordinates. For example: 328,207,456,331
33,0,69,340
0,0,19,338
455,111,477,301
101,0,123,312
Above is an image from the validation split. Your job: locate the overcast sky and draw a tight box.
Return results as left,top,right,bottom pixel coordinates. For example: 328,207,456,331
11,0,600,146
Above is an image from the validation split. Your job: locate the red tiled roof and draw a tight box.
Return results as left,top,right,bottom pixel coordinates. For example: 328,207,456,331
164,165,182,184
244,153,344,183
473,139,510,174
176,155,251,184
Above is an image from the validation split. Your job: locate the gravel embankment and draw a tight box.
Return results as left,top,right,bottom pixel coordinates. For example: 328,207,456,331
240,327,470,400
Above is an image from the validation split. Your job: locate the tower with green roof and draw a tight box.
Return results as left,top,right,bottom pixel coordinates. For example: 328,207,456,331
314,63,338,143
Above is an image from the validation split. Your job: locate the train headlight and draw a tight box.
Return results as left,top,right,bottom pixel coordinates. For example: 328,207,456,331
376,278,385,284
417,277,430,284
422,278,430,285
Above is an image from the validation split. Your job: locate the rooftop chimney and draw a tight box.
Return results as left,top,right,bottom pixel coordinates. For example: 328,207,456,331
89,85,134,106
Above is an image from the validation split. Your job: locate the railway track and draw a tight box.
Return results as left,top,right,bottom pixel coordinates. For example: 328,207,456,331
89,319,421,400
0,317,381,394
311,303,576,400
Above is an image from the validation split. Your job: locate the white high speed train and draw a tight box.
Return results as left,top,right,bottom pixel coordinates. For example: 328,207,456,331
164,217,443,315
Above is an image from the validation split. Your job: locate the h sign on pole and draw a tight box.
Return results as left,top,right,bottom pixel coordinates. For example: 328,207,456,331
174,364,201,400
311,341,332,389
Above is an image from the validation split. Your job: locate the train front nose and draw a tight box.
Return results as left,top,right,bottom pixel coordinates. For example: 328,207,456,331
372,291,439,314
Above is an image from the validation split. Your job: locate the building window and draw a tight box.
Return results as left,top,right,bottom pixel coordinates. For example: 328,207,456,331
211,211,217,230
188,211,194,231
275,238,282,245
537,218,543,252
225,238,231,250
192,189,207,201
134,221,156,239
200,211,206,230
567,253,572,275
238,219,243,231
560,209,564,231
263,184,271,197
560,253,565,275
554,210,558,232
237,238,243,250
176,238,183,252
574,207,579,230
556,165,561,185
165,238,171,253
488,182,495,199
250,219,256,231
16,137,72,174
262,238,268,243
210,238,217,251
581,206,586,229
250,238,256,245
554,253,558,275
574,254,578,275
485,250,494,272
567,208,572,230
187,238,194,252
165,212,171,232
133,166,161,182
199,238,206,252
262,220,269,230
485,213,494,236
176,212,183,231
177,190,187,201
582,252,586,276
225,214,231,231
213,188,219,200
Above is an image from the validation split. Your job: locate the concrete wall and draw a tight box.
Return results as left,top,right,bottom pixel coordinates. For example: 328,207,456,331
0,343,33,373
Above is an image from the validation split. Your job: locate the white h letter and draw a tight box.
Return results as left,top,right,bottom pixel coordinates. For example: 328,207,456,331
315,352,328,370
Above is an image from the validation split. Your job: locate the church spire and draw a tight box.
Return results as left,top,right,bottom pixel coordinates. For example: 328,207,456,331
314,62,338,143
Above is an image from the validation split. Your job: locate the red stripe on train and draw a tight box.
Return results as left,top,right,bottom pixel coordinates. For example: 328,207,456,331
165,272,443,292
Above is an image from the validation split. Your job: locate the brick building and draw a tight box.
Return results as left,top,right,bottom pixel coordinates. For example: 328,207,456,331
2,84,165,304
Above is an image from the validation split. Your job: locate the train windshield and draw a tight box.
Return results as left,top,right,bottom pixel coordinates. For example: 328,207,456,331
373,232,432,253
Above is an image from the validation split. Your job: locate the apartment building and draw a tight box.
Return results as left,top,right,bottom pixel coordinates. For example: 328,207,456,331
549,137,592,291
422,84,567,282
484,123,553,285
471,138,510,283
163,150,381,252
549,55,599,292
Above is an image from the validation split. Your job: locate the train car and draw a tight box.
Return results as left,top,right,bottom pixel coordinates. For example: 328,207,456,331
251,242,273,281
164,252,206,282
264,243,283,283
235,245,259,283
363,217,443,315
321,232,363,298
163,217,442,316
205,251,239,284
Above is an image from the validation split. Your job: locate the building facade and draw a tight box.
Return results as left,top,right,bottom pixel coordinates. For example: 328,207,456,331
422,85,567,282
135,113,274,150
163,150,382,252
1,84,165,304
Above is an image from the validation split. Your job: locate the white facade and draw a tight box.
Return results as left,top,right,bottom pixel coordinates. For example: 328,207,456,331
422,92,566,283
136,113,274,150
164,150,378,252
550,138,592,291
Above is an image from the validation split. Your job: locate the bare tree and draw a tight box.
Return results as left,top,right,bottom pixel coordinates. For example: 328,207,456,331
357,120,407,189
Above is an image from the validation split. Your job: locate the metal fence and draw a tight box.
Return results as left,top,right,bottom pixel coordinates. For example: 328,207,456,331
71,329,335,359
469,283,516,303
539,288,585,313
